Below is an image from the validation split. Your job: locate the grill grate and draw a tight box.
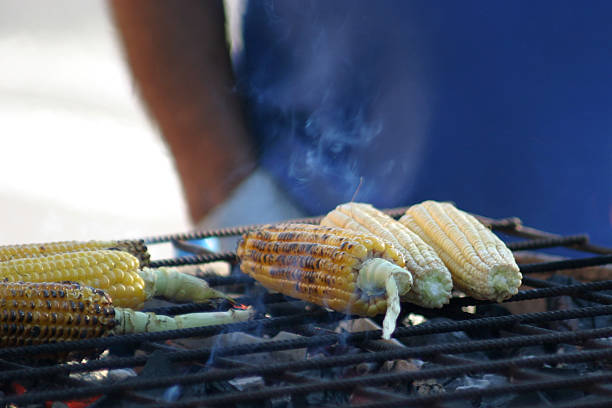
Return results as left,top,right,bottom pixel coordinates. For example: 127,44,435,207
0,207,610,407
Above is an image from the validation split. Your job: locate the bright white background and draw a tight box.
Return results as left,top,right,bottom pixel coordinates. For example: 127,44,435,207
0,0,191,245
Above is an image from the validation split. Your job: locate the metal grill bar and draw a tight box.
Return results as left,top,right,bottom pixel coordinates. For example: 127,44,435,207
3,340,610,406
521,276,612,304
211,354,410,406
148,363,612,407
336,375,612,408
447,279,612,307
506,234,589,251
520,255,612,273
0,310,338,358
2,325,609,384
2,210,610,407
514,400,612,408
148,251,612,271
0,304,609,361
490,219,612,255
140,279,612,317
140,210,519,244
149,252,238,268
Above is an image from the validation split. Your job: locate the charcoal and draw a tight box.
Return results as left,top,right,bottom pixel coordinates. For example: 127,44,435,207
228,376,265,391
106,368,138,382
516,345,549,358
162,385,182,402
442,400,474,408
206,379,237,395
305,388,350,406
136,351,182,401
199,331,307,365
342,361,379,377
337,318,407,350
380,359,421,373
412,378,445,396
496,390,549,407
69,367,137,384
265,394,293,408
398,318,489,360
302,365,351,406
176,377,209,401
437,374,511,408
545,275,612,331
543,385,585,404
536,361,591,376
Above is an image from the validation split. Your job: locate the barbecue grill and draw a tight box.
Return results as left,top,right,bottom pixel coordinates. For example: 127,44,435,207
0,207,610,407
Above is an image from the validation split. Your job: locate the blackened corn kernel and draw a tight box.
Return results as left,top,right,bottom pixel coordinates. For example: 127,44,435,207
237,224,406,317
0,281,115,347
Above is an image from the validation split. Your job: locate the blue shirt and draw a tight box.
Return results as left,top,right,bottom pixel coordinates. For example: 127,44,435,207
234,0,612,245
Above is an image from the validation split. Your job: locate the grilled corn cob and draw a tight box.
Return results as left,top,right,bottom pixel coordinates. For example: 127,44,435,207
0,239,150,266
321,202,453,308
0,250,232,309
237,223,413,339
399,201,522,301
0,281,253,348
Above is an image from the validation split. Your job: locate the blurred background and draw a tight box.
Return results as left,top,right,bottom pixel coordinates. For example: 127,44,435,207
1,1,609,250
0,0,190,245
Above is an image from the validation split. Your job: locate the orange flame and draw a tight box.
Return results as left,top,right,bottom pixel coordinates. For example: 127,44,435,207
11,382,26,395
45,396,101,408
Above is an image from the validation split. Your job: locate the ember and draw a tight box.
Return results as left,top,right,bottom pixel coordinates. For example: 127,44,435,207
0,207,610,407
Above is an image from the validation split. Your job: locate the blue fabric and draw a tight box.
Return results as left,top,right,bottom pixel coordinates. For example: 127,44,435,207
234,0,612,244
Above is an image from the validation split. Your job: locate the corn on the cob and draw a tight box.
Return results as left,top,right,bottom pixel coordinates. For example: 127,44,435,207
237,223,413,339
0,239,150,266
399,201,522,302
321,202,453,308
0,250,232,309
0,281,253,348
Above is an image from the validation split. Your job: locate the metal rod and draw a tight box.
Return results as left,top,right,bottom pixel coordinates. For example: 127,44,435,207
141,279,612,316
506,234,589,251
448,279,612,307
148,252,238,268
149,361,612,407
520,255,612,273
4,343,611,406
140,209,520,244
331,374,612,408
147,251,612,272
522,276,612,304
1,312,610,383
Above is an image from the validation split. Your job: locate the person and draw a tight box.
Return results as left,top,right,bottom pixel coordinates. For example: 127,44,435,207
111,0,612,246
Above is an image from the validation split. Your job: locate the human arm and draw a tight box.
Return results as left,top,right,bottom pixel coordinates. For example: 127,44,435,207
110,0,256,223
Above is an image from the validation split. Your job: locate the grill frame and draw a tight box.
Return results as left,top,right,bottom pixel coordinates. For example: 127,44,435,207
0,208,610,407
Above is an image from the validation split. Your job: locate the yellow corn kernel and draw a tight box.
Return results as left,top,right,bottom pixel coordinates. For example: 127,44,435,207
322,202,453,308
0,250,233,309
399,200,522,302
0,240,150,266
237,223,413,339
0,250,146,309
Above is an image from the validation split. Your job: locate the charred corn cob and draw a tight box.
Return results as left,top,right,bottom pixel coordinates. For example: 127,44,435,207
237,223,413,339
0,281,253,348
321,202,453,308
0,239,150,266
399,201,522,302
0,250,233,309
